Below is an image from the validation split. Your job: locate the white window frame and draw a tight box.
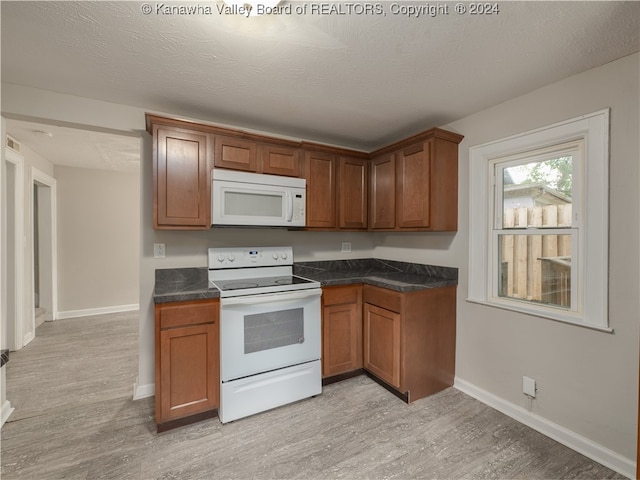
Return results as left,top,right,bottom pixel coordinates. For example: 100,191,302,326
468,110,610,331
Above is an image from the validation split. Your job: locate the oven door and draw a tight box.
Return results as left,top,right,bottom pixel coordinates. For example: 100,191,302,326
220,288,321,382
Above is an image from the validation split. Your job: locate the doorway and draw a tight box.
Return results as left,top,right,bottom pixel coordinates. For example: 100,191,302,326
30,168,56,341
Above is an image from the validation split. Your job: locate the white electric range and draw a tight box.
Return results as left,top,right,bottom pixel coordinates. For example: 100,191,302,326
208,246,322,423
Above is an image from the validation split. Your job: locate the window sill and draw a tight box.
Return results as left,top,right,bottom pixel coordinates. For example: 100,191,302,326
465,297,613,333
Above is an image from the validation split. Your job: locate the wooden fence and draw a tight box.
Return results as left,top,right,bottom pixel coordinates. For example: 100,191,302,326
500,204,572,307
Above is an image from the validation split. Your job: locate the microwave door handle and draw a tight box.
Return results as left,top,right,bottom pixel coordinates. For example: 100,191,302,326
285,191,293,222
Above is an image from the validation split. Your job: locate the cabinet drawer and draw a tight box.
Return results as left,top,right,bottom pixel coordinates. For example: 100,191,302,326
158,300,218,330
363,285,401,313
323,285,361,306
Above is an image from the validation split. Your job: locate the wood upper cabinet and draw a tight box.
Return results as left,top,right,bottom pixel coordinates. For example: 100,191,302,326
147,114,462,232
153,125,211,229
260,144,300,177
338,156,368,230
155,299,219,429
363,284,456,403
322,285,363,378
214,135,258,172
214,136,300,177
369,153,396,229
303,150,336,229
369,128,463,232
396,141,431,229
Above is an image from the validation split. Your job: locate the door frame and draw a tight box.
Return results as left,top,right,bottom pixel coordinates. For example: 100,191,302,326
5,148,25,350
28,167,57,344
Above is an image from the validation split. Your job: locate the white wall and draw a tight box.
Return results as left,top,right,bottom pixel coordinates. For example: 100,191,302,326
375,53,640,471
55,165,140,315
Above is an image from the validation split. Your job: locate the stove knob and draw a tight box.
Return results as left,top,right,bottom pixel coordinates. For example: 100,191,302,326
281,252,288,260
228,255,236,262
217,255,225,263
272,253,279,260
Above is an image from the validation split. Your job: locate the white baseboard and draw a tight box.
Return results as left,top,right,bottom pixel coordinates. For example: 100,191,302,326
454,378,635,479
57,304,139,320
133,380,154,400
1,400,15,427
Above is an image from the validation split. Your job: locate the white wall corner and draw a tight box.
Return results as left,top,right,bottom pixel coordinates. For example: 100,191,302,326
1,400,15,428
454,377,635,479
133,378,154,401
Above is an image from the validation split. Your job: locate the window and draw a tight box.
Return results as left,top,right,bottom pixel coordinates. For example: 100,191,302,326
468,110,609,330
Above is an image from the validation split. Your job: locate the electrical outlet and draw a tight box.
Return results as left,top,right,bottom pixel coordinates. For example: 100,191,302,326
523,376,536,398
154,243,166,259
341,242,352,253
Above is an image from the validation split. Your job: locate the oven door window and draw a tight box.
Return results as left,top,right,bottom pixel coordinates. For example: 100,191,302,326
244,308,304,354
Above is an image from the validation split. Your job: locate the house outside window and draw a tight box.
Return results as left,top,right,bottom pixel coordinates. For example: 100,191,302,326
468,110,610,331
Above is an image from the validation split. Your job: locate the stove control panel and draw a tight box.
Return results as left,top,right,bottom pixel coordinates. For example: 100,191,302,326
208,246,294,269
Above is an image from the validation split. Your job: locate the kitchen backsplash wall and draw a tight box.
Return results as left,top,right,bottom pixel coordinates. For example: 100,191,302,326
150,228,377,268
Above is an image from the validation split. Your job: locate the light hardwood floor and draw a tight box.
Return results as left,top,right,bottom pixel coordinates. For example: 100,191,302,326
1,312,625,479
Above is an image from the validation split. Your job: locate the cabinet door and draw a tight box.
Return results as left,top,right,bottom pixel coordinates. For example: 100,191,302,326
155,300,219,425
338,157,368,230
396,141,430,229
369,153,396,230
303,150,336,229
155,127,210,228
214,135,258,172
158,322,219,423
364,303,401,389
260,144,300,177
322,286,363,378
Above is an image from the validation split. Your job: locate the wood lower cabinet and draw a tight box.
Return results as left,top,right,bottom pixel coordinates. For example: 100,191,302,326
153,125,212,229
363,284,456,402
155,299,219,430
364,303,401,388
322,285,363,379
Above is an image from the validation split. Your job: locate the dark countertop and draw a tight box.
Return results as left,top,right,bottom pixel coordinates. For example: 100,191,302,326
154,267,219,304
294,259,457,292
154,259,457,304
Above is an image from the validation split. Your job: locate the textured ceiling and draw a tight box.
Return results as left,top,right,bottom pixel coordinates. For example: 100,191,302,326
1,1,639,169
5,119,140,173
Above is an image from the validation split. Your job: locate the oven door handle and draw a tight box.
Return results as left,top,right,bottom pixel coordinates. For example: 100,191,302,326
221,288,322,306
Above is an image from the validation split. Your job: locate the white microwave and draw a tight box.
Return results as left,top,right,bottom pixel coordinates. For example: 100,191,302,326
211,169,306,227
